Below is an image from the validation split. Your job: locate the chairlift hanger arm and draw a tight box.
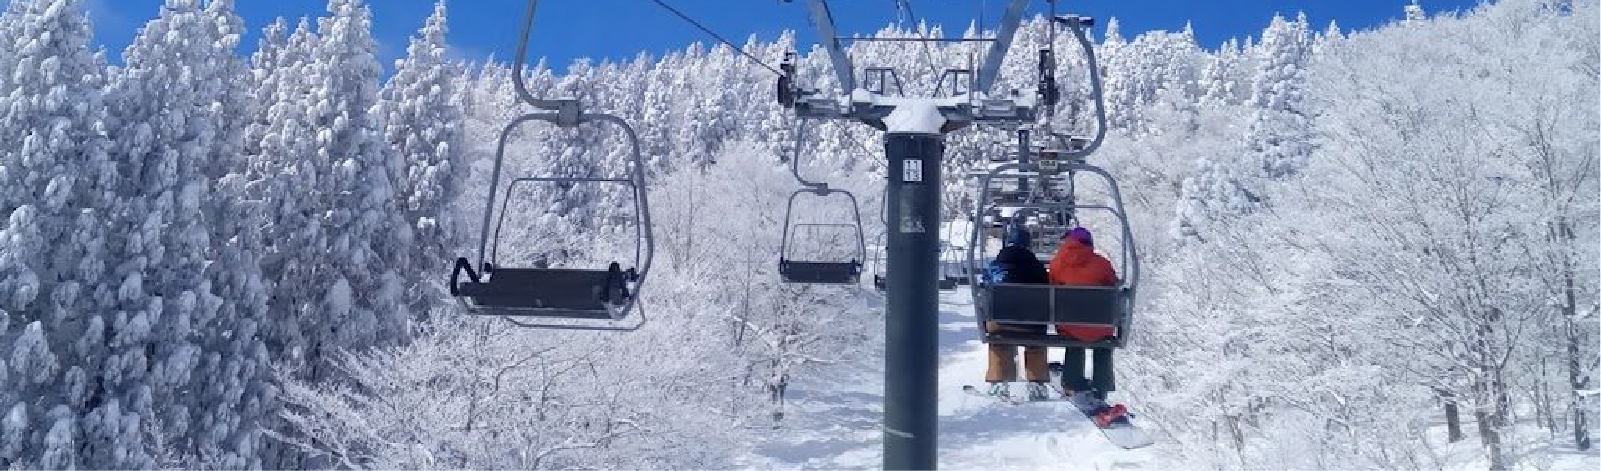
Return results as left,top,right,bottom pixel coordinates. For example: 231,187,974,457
789,118,828,189
1049,14,1107,160
510,0,585,118
975,0,1032,94
792,0,856,92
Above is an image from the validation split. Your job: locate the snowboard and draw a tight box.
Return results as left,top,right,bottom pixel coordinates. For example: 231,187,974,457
960,384,1155,450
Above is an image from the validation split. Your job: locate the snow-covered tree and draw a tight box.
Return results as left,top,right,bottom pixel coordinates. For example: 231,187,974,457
0,0,114,468
301,0,412,368
378,1,465,316
1406,1,1428,24
100,0,264,466
240,2,416,467
1242,13,1313,179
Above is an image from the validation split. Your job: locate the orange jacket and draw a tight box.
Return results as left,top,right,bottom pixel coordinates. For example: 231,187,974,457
1047,239,1118,343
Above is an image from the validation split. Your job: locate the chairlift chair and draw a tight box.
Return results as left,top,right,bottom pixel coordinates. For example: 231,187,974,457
778,118,869,285
963,12,1127,348
966,162,1138,348
449,0,654,331
779,189,868,285
938,211,973,289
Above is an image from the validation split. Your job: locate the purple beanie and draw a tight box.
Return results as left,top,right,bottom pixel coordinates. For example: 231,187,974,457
1066,227,1093,247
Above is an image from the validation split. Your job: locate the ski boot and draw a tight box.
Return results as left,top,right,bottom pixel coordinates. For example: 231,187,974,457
987,382,1011,399
1025,382,1050,402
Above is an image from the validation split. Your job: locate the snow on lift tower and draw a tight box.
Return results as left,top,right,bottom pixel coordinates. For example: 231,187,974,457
964,12,1144,350
776,0,1065,469
449,0,655,331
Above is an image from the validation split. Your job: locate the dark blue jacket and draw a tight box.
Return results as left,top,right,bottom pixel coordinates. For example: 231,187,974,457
988,245,1048,284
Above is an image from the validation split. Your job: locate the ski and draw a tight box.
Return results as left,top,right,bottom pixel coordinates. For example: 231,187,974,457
959,384,1155,450
960,384,1059,405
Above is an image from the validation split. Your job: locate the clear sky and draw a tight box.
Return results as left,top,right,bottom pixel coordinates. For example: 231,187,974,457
80,0,1487,72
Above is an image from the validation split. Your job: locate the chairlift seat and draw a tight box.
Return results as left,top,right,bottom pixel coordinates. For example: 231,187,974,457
780,260,862,284
454,260,633,319
994,191,1030,205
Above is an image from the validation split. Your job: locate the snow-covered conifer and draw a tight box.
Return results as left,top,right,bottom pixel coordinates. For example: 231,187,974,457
0,0,113,467
378,1,465,315
1242,14,1313,179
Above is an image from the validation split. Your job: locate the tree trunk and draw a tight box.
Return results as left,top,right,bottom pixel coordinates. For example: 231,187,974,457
1539,356,1558,433
1227,414,1245,456
1557,222,1593,450
1476,407,1507,471
1474,305,1510,471
1567,300,1592,451
1442,390,1464,443
679,174,697,269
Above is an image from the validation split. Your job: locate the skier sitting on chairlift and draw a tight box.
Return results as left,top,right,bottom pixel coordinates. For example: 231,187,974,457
983,222,1052,401
1048,227,1121,410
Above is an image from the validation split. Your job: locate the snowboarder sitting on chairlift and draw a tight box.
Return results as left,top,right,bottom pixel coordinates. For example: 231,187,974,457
1048,227,1120,409
984,222,1052,401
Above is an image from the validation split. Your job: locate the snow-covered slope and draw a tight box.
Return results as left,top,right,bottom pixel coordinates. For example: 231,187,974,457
745,286,1161,470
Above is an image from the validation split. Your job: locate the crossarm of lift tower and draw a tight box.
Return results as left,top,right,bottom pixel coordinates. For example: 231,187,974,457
780,0,1074,133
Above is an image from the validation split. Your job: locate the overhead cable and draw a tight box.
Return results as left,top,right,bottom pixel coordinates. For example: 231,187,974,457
649,0,784,75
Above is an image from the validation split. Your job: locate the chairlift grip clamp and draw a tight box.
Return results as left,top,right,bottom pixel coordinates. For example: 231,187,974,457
1053,14,1095,28
545,99,583,128
1037,49,1060,110
778,52,799,108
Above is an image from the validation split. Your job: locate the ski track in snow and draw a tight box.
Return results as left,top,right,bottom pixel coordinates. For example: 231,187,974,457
745,286,1161,470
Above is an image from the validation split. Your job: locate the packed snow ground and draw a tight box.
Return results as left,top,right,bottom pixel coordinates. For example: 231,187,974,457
740,281,1599,470
743,286,1161,470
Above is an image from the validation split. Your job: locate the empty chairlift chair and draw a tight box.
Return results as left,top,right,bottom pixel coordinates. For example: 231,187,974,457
779,187,868,285
449,0,653,330
449,114,654,329
778,117,868,286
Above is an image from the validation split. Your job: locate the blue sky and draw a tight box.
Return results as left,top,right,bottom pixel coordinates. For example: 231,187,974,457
81,0,1486,72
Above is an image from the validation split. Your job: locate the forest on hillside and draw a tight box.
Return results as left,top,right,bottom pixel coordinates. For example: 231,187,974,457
0,0,1594,469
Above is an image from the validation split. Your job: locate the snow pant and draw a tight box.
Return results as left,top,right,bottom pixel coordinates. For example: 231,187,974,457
1061,347,1115,398
985,322,1049,383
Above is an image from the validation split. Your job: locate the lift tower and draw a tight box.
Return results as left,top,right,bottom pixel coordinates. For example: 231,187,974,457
779,1,1043,468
